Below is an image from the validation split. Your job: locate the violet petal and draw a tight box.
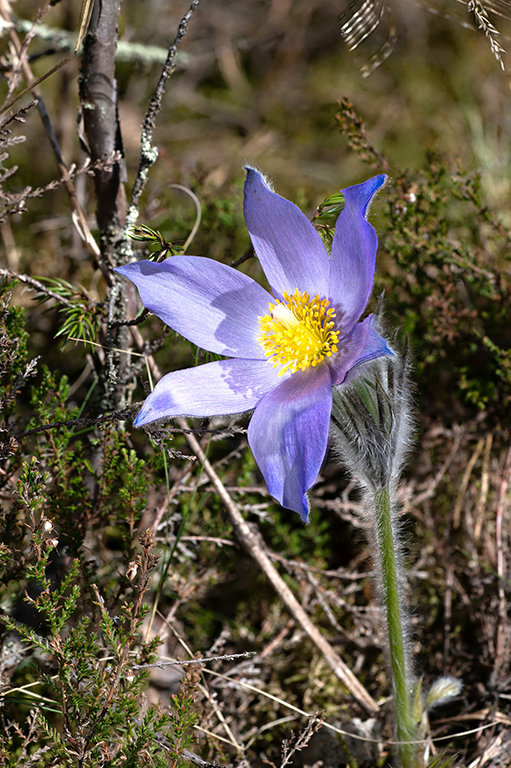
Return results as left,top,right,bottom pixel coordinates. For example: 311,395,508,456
329,175,386,332
329,315,393,386
116,257,272,358
243,168,330,299
134,358,284,426
247,364,333,521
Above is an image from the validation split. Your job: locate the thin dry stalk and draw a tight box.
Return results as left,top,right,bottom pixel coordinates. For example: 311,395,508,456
0,3,103,263
474,432,493,543
128,0,201,223
467,0,506,69
452,436,484,529
490,444,511,686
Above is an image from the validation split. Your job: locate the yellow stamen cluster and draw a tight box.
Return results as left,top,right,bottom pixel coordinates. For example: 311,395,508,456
258,289,339,376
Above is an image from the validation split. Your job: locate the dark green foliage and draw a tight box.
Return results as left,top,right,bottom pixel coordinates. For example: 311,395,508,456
381,158,511,415
1,532,195,768
128,224,183,260
166,668,200,768
0,287,29,381
32,277,102,348
426,755,460,768
336,100,511,420
0,289,33,431
24,367,91,553
263,505,333,570
192,184,249,265
95,427,149,549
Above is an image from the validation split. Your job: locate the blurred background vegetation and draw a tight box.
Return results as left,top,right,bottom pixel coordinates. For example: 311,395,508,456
1,1,511,766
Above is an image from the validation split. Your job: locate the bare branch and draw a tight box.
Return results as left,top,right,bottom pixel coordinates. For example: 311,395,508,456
131,651,257,671
79,0,126,257
0,268,76,308
128,0,201,224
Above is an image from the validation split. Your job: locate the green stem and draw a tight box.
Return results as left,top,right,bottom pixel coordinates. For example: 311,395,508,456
373,485,419,768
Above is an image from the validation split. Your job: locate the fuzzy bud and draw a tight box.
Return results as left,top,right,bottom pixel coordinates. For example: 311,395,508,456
424,676,462,712
330,342,413,491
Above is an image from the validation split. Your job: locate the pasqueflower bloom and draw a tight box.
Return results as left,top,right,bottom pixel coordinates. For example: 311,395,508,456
116,169,392,521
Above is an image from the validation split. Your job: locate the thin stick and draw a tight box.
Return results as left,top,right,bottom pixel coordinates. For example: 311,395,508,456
491,444,511,686
131,651,256,670
0,268,76,308
452,436,484,529
128,0,200,223
0,6,102,264
169,183,202,252
474,432,492,543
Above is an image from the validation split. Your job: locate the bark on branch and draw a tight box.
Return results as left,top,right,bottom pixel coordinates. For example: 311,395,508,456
79,0,126,259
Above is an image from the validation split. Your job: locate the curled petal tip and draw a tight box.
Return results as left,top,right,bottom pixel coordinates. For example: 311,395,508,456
243,166,262,183
274,490,310,523
243,166,275,195
341,174,387,213
329,174,387,330
298,500,310,524
243,165,263,179
133,406,153,427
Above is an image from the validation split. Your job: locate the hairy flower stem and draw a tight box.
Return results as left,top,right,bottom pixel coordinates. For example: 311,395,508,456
373,485,419,768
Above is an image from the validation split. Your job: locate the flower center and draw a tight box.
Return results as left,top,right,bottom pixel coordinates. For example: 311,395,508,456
258,289,339,376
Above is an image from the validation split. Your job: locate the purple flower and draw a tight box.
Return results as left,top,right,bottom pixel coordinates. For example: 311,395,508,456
116,169,392,521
